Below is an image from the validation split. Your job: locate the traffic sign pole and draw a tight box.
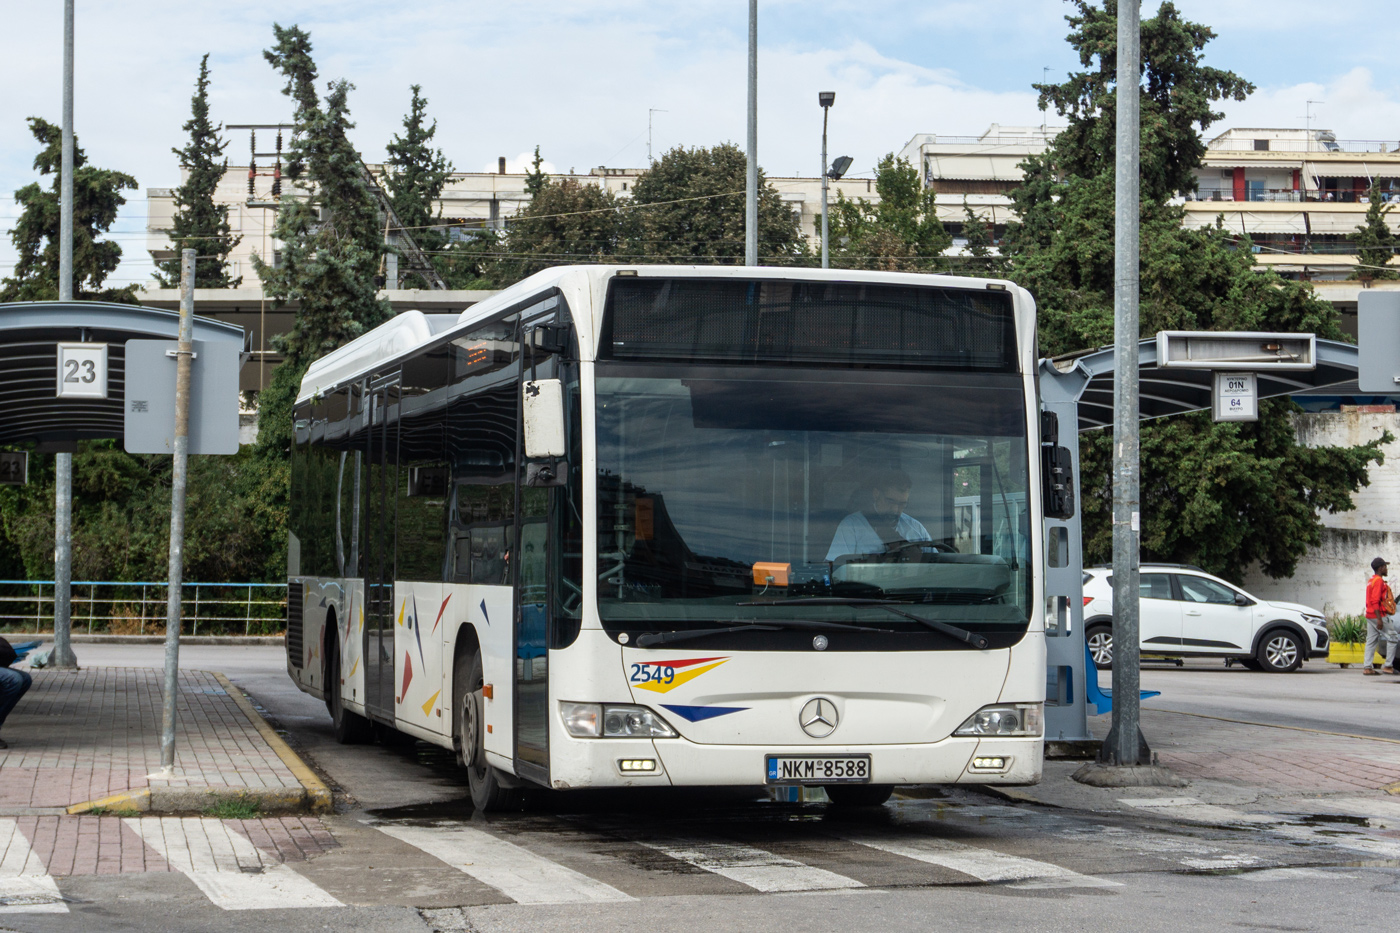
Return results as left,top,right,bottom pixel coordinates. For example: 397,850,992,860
159,249,197,773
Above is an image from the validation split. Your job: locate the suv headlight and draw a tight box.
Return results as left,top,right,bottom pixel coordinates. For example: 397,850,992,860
559,702,678,738
1302,615,1326,627
953,703,1044,737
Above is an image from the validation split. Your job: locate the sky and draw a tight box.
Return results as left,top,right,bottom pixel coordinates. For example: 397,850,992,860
3,0,1400,289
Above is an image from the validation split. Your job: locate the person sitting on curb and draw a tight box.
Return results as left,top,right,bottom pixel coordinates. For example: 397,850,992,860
1364,556,1398,676
0,635,32,748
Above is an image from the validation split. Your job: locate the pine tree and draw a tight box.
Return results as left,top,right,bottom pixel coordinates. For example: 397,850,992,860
1001,1,1386,581
622,144,802,265
1352,179,1397,280
382,84,452,258
826,154,950,272
156,55,241,288
0,118,138,303
252,24,391,463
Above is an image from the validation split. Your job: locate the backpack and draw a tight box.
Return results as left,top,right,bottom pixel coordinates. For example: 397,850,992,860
1384,584,1397,617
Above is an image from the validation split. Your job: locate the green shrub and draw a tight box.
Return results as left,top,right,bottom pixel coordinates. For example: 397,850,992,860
1329,614,1367,645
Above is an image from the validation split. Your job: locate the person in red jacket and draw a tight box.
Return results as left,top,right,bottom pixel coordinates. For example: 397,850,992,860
1365,557,1397,675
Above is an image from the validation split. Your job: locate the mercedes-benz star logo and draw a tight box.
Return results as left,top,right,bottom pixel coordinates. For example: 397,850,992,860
799,697,839,738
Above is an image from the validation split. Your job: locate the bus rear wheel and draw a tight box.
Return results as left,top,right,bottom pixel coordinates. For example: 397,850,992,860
326,637,372,745
455,650,523,812
825,784,894,807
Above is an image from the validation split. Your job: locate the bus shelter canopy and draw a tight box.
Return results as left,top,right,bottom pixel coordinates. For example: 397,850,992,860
1041,337,1361,431
0,301,247,445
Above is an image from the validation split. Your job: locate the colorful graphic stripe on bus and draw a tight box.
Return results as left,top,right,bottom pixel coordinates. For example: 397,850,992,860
432,595,451,634
630,656,729,694
660,704,748,722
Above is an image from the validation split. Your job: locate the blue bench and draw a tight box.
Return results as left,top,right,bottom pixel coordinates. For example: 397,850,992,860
1084,644,1161,716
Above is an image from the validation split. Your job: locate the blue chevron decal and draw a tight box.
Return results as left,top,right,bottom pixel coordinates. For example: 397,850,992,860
661,704,749,723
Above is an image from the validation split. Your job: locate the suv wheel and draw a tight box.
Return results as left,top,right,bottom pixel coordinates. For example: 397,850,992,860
1087,625,1113,670
1257,629,1304,673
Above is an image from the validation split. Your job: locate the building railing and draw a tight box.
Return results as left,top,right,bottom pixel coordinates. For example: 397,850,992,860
0,580,287,637
1208,139,1400,154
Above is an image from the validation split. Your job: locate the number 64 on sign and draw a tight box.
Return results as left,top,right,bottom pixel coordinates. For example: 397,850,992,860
56,342,108,399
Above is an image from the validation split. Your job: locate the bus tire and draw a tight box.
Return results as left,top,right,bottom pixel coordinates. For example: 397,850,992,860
455,650,522,812
825,784,894,807
326,638,372,745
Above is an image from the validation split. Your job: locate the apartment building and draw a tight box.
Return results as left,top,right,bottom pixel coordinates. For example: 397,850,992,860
142,161,877,293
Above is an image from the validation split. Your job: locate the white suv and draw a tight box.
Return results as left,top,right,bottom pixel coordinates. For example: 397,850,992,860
1082,564,1330,673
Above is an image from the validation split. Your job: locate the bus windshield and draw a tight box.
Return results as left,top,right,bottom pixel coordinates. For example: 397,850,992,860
594,365,1032,644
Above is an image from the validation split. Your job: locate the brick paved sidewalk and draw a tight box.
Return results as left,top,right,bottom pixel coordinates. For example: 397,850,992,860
0,668,309,812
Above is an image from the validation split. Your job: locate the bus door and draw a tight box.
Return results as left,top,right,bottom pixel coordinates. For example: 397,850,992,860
514,319,566,779
364,374,400,721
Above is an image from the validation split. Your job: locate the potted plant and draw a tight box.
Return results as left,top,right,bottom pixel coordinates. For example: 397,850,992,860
1327,615,1369,666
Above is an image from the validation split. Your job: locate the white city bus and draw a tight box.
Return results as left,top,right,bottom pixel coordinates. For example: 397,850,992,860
286,265,1051,810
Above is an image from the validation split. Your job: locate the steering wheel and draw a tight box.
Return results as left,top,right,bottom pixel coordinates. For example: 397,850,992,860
882,539,955,562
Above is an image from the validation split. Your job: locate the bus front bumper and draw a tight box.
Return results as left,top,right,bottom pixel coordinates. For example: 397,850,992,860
545,734,1044,789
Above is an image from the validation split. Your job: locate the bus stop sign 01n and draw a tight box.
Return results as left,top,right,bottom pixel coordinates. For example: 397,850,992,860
123,339,240,455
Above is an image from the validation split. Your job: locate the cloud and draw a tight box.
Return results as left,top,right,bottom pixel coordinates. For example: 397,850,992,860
1219,68,1400,144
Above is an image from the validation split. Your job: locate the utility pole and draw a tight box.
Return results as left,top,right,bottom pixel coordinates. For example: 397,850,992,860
160,249,197,773
745,0,758,267
1108,0,1143,768
52,0,78,670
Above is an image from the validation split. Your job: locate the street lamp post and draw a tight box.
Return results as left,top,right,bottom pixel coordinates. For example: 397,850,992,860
820,91,834,269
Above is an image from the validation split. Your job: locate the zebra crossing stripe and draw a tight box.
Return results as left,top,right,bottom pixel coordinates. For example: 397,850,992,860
634,837,864,893
835,830,1119,889
0,819,66,914
123,818,342,910
374,822,635,905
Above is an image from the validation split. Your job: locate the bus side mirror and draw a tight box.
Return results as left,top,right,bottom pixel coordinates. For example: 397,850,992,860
523,379,567,487
1042,445,1075,520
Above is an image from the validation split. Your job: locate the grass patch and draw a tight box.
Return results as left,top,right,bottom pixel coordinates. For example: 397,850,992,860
1328,614,1367,645
84,805,141,817
201,797,262,820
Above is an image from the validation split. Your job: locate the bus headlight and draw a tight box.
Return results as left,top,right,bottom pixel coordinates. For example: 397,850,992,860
559,703,677,738
953,703,1043,737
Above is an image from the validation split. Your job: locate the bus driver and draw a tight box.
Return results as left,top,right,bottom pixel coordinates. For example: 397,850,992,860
826,469,933,561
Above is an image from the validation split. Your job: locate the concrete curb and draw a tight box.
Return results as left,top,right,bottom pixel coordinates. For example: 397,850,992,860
66,789,151,815
213,672,332,814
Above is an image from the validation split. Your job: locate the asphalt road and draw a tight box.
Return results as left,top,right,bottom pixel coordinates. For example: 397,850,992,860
8,643,1397,933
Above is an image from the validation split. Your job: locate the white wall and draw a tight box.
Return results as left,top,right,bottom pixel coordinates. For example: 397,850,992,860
1242,410,1400,617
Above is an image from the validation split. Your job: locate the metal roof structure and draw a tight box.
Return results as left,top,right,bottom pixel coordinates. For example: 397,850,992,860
1041,337,1362,431
0,301,247,445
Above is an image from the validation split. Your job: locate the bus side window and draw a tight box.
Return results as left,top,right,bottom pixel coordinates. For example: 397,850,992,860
451,482,514,584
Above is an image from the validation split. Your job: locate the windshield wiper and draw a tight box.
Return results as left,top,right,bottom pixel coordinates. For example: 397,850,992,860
765,597,990,650
634,617,893,648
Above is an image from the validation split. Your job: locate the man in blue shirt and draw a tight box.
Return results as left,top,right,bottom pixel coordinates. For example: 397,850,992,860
827,469,932,561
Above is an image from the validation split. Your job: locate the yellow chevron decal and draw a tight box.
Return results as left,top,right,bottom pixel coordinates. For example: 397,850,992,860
397,601,406,628
633,659,729,693
349,657,358,678
421,689,442,717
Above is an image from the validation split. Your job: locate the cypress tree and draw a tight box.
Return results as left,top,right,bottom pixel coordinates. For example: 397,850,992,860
382,84,453,258
1,118,137,303
1352,179,1397,280
156,54,241,288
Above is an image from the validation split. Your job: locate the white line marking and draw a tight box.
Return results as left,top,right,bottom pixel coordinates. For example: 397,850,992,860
124,818,342,911
634,837,864,893
0,819,67,914
373,822,635,905
836,830,1119,889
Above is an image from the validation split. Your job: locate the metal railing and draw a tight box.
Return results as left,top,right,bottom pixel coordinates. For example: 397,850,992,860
0,580,286,637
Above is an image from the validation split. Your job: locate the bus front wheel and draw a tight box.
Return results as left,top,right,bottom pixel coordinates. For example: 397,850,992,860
455,650,523,812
